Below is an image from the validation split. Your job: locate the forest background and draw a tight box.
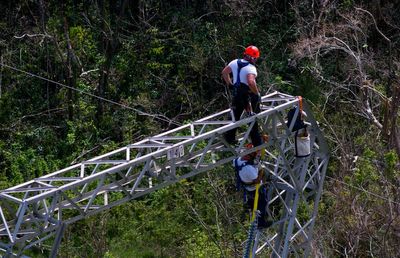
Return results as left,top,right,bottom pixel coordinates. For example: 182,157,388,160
0,0,399,257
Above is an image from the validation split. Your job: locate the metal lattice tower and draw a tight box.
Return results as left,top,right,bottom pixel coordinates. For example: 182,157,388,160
0,91,329,257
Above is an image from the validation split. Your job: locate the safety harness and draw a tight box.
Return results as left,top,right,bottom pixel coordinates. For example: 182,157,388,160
232,59,249,96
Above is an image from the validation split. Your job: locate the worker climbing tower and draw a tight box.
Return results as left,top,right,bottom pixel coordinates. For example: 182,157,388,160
0,91,329,257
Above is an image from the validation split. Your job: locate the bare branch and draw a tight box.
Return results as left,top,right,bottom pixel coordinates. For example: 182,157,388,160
80,69,100,77
14,33,52,39
355,7,391,43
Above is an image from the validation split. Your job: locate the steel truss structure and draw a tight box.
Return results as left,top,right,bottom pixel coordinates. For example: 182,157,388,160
0,91,329,257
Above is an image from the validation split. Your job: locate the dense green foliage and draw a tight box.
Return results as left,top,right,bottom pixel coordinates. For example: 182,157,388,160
0,0,399,257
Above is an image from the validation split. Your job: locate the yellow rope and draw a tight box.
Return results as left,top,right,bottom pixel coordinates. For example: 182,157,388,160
251,183,260,221
248,135,268,258
251,136,267,221
248,139,267,258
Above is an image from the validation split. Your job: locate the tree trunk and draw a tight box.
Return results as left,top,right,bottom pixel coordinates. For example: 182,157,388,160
0,54,3,98
389,83,400,157
96,0,129,123
63,16,76,120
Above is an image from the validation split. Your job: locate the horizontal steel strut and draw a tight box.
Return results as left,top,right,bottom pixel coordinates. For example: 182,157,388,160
0,91,329,257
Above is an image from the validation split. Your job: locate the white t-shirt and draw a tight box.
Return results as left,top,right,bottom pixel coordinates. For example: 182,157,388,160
233,157,258,191
228,59,257,86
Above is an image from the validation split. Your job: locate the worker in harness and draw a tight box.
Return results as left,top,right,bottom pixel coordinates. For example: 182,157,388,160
233,143,271,229
222,45,262,146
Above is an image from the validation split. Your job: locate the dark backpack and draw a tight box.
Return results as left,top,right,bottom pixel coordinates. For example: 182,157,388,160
287,107,306,132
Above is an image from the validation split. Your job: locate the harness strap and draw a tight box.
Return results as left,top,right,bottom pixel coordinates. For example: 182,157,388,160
235,60,249,86
232,60,249,97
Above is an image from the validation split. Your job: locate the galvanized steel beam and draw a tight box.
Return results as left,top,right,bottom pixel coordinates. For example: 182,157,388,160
0,91,329,257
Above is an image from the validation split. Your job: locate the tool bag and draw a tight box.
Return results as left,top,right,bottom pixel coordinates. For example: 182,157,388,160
294,129,311,157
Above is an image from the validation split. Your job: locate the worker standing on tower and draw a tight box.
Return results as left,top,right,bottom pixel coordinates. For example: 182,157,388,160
222,45,262,146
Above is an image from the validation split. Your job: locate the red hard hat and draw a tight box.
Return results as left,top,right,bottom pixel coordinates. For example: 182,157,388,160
244,45,260,58
245,143,254,149
245,143,258,159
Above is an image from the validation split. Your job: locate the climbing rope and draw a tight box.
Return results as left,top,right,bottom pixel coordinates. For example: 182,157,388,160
251,184,261,222
243,214,259,258
244,137,268,258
